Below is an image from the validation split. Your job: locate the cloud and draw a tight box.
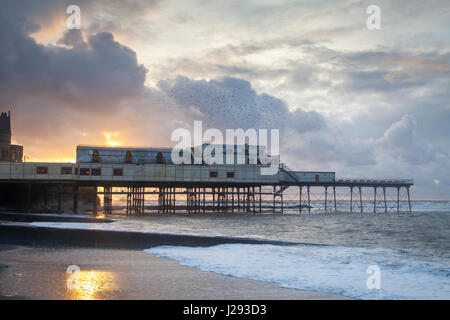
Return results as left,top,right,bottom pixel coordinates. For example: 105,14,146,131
0,16,147,109
1,0,450,199
158,76,325,135
379,115,437,165
1,1,327,161
57,29,88,49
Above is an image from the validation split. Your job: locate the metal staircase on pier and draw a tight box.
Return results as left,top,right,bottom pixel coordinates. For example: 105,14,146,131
275,163,300,195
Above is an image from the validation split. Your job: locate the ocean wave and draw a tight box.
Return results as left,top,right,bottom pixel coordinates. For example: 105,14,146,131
145,243,450,300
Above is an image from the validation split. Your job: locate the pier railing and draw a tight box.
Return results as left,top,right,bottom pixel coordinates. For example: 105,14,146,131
336,178,414,184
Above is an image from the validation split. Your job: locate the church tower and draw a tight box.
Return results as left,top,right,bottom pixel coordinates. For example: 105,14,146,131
0,111,23,162
0,111,11,147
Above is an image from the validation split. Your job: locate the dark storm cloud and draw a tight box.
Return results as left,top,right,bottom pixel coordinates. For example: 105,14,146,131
0,18,147,109
57,29,88,49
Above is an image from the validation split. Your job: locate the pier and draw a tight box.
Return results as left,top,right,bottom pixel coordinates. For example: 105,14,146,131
0,161,413,214
0,113,413,214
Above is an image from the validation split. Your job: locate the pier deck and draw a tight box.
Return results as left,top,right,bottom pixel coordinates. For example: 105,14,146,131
0,161,413,214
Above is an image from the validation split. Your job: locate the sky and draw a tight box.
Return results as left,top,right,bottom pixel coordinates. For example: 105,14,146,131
0,0,449,199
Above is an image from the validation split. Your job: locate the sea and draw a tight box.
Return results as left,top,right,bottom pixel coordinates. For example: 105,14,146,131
31,200,450,299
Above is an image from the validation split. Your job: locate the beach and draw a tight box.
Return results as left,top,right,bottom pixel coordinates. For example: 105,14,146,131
0,244,347,300
1,207,449,300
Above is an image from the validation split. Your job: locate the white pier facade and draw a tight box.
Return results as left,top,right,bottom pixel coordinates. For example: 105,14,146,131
0,145,413,214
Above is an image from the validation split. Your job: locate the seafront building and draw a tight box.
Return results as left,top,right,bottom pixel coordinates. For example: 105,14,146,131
0,111,23,163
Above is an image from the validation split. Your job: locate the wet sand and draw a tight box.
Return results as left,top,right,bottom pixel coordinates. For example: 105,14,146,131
0,245,349,300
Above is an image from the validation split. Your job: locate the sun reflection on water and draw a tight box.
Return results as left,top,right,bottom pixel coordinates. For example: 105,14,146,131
66,270,119,300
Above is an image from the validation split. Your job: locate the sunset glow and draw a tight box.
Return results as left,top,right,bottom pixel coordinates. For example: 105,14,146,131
1,0,449,199
1,0,449,304
104,132,121,147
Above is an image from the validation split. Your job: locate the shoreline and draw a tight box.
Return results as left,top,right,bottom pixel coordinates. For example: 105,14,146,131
0,245,350,300
0,222,301,249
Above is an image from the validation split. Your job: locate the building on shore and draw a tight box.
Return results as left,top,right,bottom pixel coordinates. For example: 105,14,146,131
0,111,23,163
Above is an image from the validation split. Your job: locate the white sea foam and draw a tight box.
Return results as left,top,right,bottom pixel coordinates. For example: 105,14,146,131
145,244,450,300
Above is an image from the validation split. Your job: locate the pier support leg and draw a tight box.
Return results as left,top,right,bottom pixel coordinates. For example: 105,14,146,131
307,186,311,213
237,188,240,212
227,187,231,213
374,187,377,213
57,184,62,213
26,183,32,213
203,188,206,213
333,186,337,212
350,186,353,213
324,186,328,211
299,186,302,213
273,186,276,213
43,186,47,208
252,187,256,213
246,187,250,213
142,187,146,214
167,187,170,213
93,185,97,215
186,188,191,214
212,188,216,212
171,187,174,214
126,188,130,215
232,188,235,212
158,188,162,214
359,187,363,213
104,186,112,215
72,184,78,214
280,187,283,214
259,186,262,213
174,187,178,214
397,187,400,213
168,187,171,213
383,187,387,213
407,187,411,213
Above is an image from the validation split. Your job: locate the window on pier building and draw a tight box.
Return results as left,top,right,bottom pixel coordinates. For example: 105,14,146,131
91,168,101,176
125,151,132,163
61,167,73,175
113,168,123,176
80,168,90,176
37,166,48,174
227,172,235,178
156,152,164,164
92,150,100,163
315,174,320,182
210,171,218,178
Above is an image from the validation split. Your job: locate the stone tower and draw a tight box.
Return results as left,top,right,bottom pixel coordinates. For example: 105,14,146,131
0,111,23,162
0,111,11,147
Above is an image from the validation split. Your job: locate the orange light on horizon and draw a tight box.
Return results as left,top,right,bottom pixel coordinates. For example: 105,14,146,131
23,157,76,163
